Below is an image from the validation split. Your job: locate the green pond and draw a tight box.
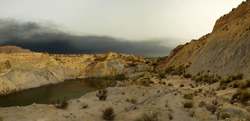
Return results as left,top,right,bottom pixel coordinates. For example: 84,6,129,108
0,78,115,107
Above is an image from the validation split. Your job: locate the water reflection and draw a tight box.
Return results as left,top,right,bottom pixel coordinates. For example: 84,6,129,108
0,78,114,107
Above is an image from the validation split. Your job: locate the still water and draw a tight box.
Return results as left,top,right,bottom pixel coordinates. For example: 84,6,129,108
0,78,114,107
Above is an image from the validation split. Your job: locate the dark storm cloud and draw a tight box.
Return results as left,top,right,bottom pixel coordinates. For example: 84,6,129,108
0,19,173,57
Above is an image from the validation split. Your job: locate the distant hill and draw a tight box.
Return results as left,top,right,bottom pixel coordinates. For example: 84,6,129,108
0,45,32,53
160,1,250,78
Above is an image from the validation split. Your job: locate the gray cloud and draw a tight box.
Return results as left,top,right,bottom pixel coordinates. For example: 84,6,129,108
0,19,173,57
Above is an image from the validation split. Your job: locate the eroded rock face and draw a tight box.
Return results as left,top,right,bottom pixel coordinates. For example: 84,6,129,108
160,1,250,78
0,47,149,95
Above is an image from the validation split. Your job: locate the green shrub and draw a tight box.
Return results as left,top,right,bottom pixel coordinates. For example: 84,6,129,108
183,74,192,78
114,74,127,80
135,112,158,121
102,107,115,120
96,89,108,101
145,61,150,64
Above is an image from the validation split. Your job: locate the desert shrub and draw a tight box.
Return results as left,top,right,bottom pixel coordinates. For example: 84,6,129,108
231,89,250,103
183,74,192,78
206,104,217,114
236,73,244,80
240,80,250,89
168,83,173,86
195,76,203,82
145,61,150,64
168,113,173,120
135,112,158,121
54,96,68,109
82,103,88,109
220,112,230,119
102,107,115,120
158,73,165,78
183,93,193,100
189,110,195,117
186,65,190,68
114,74,127,80
199,101,206,107
129,63,137,67
172,65,185,76
183,100,194,109
180,84,184,87
233,82,240,88
126,97,137,104
165,66,174,74
212,99,218,106
152,63,158,67
96,89,108,101
190,84,194,88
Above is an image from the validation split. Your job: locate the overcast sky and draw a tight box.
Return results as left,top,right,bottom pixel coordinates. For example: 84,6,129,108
0,0,245,57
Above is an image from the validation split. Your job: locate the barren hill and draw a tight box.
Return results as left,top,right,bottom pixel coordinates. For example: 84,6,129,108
0,45,32,53
160,0,250,78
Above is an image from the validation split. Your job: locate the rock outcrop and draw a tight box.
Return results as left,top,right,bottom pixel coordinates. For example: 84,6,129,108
0,46,150,95
160,0,250,78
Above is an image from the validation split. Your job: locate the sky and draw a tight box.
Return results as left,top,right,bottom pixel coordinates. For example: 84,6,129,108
0,0,246,57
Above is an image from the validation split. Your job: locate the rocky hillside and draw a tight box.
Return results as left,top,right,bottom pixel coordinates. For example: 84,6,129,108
0,45,32,53
160,0,250,78
0,46,152,95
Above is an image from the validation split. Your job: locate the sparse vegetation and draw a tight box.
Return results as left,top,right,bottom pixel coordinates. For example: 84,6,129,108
82,102,88,109
135,112,158,121
114,74,128,80
165,66,174,74
220,112,230,119
158,73,165,78
96,89,108,101
53,96,68,109
206,104,217,114
183,93,193,100
183,100,194,109
231,89,250,103
183,74,192,78
168,83,173,86
180,84,184,87
126,97,137,104
129,63,137,67
168,113,173,120
102,107,115,121
199,101,206,107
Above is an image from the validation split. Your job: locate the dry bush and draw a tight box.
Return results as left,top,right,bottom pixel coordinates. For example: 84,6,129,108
102,107,115,120
135,112,159,121
183,93,193,100
96,89,108,101
126,97,137,104
183,100,194,109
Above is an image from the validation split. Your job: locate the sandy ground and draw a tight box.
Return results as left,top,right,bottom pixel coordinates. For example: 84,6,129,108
0,76,250,121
